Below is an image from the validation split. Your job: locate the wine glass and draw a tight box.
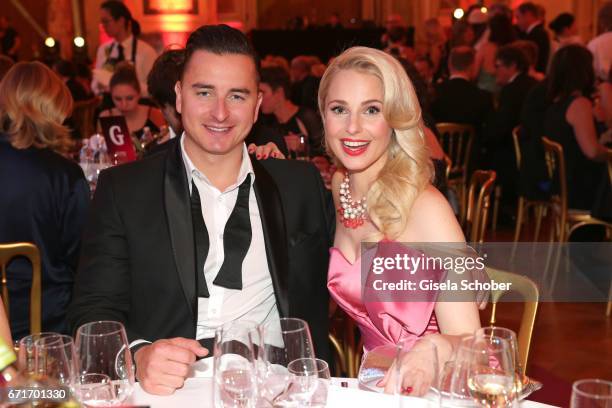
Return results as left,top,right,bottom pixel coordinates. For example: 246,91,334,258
394,338,441,407
75,321,134,404
34,334,77,388
213,320,258,408
570,379,612,408
255,318,316,406
73,373,116,407
476,326,523,394
465,336,517,408
286,358,330,407
18,332,62,374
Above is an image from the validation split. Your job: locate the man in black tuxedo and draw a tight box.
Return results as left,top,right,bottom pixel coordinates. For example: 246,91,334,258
485,44,538,220
515,2,550,74
68,25,333,395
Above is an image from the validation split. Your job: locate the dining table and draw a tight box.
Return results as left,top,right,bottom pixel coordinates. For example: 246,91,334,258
128,376,559,408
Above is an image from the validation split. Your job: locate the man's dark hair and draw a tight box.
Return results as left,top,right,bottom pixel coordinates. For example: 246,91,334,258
517,2,539,17
548,13,575,35
147,49,184,107
53,59,76,78
101,0,140,36
547,44,595,102
496,44,529,73
449,46,475,72
182,24,260,80
260,66,291,98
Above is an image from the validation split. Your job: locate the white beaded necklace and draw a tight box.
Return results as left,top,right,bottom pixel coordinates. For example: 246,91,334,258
337,173,368,229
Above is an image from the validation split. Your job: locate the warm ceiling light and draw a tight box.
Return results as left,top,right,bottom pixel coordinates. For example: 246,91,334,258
481,6,488,13
74,36,85,47
453,8,465,19
44,37,56,48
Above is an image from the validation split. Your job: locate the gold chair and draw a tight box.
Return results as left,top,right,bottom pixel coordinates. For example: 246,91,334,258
486,266,539,374
0,242,42,334
72,96,101,139
329,303,360,377
511,127,551,242
465,170,496,244
541,137,612,242
435,123,475,223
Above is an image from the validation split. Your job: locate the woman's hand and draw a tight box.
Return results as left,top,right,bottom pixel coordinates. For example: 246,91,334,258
247,142,285,160
378,339,439,396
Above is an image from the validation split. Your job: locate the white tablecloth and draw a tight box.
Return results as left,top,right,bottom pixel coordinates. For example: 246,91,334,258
128,377,558,408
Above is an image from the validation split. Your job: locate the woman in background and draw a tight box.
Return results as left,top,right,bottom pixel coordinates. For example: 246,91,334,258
474,14,516,94
0,62,89,340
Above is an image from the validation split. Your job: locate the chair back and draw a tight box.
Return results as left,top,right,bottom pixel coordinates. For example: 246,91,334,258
465,170,496,243
486,266,539,374
72,96,101,139
0,243,42,334
541,137,567,240
435,123,475,183
512,126,522,170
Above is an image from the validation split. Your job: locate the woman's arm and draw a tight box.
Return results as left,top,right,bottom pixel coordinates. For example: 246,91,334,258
0,300,12,347
566,96,608,161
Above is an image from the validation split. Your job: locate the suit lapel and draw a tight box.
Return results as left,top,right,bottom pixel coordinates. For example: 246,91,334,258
251,159,289,317
164,139,197,320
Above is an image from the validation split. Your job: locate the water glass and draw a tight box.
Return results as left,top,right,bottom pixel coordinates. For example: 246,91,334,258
285,358,330,407
17,332,62,374
213,321,258,408
570,379,612,408
395,338,441,407
465,336,517,407
73,373,116,407
75,321,134,404
34,334,77,387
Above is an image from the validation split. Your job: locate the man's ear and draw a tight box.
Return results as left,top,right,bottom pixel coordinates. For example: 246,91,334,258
253,90,263,122
175,81,182,114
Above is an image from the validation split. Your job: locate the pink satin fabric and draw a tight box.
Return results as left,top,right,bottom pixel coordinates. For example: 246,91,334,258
327,245,439,352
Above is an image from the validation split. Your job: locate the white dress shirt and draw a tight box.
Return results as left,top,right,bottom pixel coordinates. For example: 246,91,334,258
180,135,280,340
93,35,158,96
588,31,612,81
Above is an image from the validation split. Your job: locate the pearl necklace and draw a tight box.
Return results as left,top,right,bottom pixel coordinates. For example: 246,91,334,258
338,173,368,229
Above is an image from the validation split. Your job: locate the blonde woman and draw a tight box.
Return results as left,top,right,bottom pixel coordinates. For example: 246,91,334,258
321,47,480,395
0,62,89,340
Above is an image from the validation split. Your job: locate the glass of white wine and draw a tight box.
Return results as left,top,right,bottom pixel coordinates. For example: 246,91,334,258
476,326,524,394
213,320,258,408
466,336,517,408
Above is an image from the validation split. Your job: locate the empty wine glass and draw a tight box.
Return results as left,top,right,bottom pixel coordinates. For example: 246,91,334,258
18,332,62,374
476,326,523,394
255,318,315,406
213,320,258,408
570,379,612,408
34,334,77,387
286,358,330,407
395,338,441,407
75,321,134,404
465,336,517,408
73,373,116,407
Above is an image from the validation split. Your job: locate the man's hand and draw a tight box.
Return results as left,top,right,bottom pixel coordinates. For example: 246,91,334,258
134,337,208,395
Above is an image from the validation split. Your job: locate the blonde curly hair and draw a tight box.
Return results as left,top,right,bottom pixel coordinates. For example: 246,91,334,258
318,46,433,240
0,61,73,154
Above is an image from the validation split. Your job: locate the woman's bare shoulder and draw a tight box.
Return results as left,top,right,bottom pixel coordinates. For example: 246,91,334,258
405,185,465,242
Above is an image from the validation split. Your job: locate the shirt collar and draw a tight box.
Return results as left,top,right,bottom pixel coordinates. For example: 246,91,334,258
180,133,254,193
449,73,471,81
508,72,520,84
526,21,540,34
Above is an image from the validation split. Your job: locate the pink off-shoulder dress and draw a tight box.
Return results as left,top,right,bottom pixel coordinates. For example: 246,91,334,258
327,243,441,352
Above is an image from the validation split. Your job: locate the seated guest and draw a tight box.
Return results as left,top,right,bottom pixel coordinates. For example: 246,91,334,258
414,55,435,89
544,45,610,212
474,13,516,94
0,62,89,340
384,26,416,62
53,60,91,102
74,63,94,98
68,25,333,395
512,40,545,81
588,2,612,82
515,2,550,74
485,45,538,218
146,49,184,144
258,65,324,157
99,63,165,141
289,55,320,111
549,12,582,55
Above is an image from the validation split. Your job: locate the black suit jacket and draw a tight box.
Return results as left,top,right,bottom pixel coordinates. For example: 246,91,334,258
0,137,89,339
522,24,550,73
432,77,493,129
68,140,334,361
